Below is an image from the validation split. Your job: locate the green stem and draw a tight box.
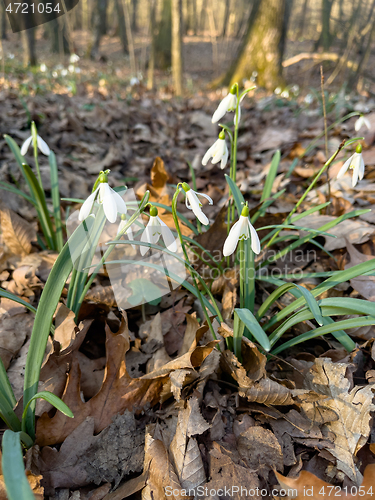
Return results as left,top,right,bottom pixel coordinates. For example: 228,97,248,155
245,239,255,312
239,239,245,309
264,139,346,251
172,187,218,343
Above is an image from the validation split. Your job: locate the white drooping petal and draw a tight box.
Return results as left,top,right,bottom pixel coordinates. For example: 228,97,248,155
158,217,178,252
211,139,226,164
20,136,32,156
248,219,261,254
196,191,213,205
223,218,245,257
78,187,99,221
202,143,217,165
220,142,229,169
101,183,118,223
364,117,371,130
212,93,235,123
140,217,160,256
358,154,365,180
37,135,51,156
337,155,353,178
112,188,127,214
186,190,209,225
351,153,362,187
355,116,370,132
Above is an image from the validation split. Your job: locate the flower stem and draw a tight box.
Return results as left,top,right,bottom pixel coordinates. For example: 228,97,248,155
239,239,245,309
172,187,218,343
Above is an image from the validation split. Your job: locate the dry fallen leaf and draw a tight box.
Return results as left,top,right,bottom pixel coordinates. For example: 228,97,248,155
0,207,36,256
303,357,375,484
276,463,375,499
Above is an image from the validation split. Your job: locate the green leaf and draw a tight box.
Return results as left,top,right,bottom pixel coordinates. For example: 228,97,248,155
23,217,95,439
0,181,35,205
3,135,36,204
0,358,20,431
225,174,245,217
261,150,280,202
0,287,37,314
1,430,36,500
22,391,73,428
233,311,245,360
234,308,271,352
264,257,375,331
271,316,374,355
21,162,56,250
49,151,63,252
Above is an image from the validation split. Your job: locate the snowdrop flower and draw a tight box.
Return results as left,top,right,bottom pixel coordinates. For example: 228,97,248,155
68,64,75,73
21,133,50,156
355,115,370,132
337,144,365,187
223,205,260,256
140,206,177,256
79,171,127,223
117,213,136,249
70,53,80,64
182,183,213,226
202,130,229,169
212,84,238,124
40,63,47,72
61,69,68,76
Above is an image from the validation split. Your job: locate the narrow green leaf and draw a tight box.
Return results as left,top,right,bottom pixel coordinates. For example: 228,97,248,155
0,358,20,430
233,312,245,360
22,162,56,250
3,135,36,204
49,151,63,251
234,308,271,351
0,181,35,205
0,287,37,314
225,174,245,217
271,316,374,355
1,430,36,500
22,391,74,427
23,217,95,438
261,150,280,201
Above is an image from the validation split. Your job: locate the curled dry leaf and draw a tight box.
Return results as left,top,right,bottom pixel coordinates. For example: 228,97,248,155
276,464,375,500
303,357,375,485
0,207,36,256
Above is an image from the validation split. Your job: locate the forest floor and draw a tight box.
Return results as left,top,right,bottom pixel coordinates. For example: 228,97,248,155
1,28,375,500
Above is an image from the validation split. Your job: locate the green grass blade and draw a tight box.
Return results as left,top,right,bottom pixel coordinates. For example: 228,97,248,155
234,308,271,351
0,181,35,205
233,312,244,360
23,217,95,439
22,163,56,250
264,257,375,331
1,430,36,500
48,151,63,252
271,316,373,355
225,174,245,217
261,150,280,202
0,288,37,314
22,391,74,428
3,135,36,204
0,358,21,430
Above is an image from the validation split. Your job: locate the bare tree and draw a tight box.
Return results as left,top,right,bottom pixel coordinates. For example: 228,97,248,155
315,0,335,51
22,28,37,67
115,0,129,53
154,0,172,68
1,0,7,40
171,0,183,94
90,0,109,58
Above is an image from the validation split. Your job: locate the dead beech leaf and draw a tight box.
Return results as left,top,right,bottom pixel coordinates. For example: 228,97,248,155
345,240,375,301
0,309,33,369
170,397,210,491
39,412,144,495
237,426,283,477
0,207,36,256
84,285,117,307
151,156,170,191
142,432,183,500
303,358,375,484
276,463,375,500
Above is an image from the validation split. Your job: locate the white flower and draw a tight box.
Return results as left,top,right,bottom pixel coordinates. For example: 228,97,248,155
79,177,127,223
21,134,50,156
117,216,136,249
70,53,80,64
223,209,260,256
212,91,237,123
355,115,371,132
61,69,68,76
202,133,229,169
140,209,177,256
337,146,365,187
182,183,213,226
40,63,47,72
68,64,75,73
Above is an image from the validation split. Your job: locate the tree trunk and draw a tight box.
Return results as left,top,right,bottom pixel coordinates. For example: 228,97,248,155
221,0,231,37
199,0,207,32
221,0,285,90
22,28,37,67
147,0,157,89
171,0,183,95
154,0,172,68
297,0,308,38
1,0,7,40
315,0,334,51
49,18,70,54
115,0,128,53
131,0,138,32
90,0,109,58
